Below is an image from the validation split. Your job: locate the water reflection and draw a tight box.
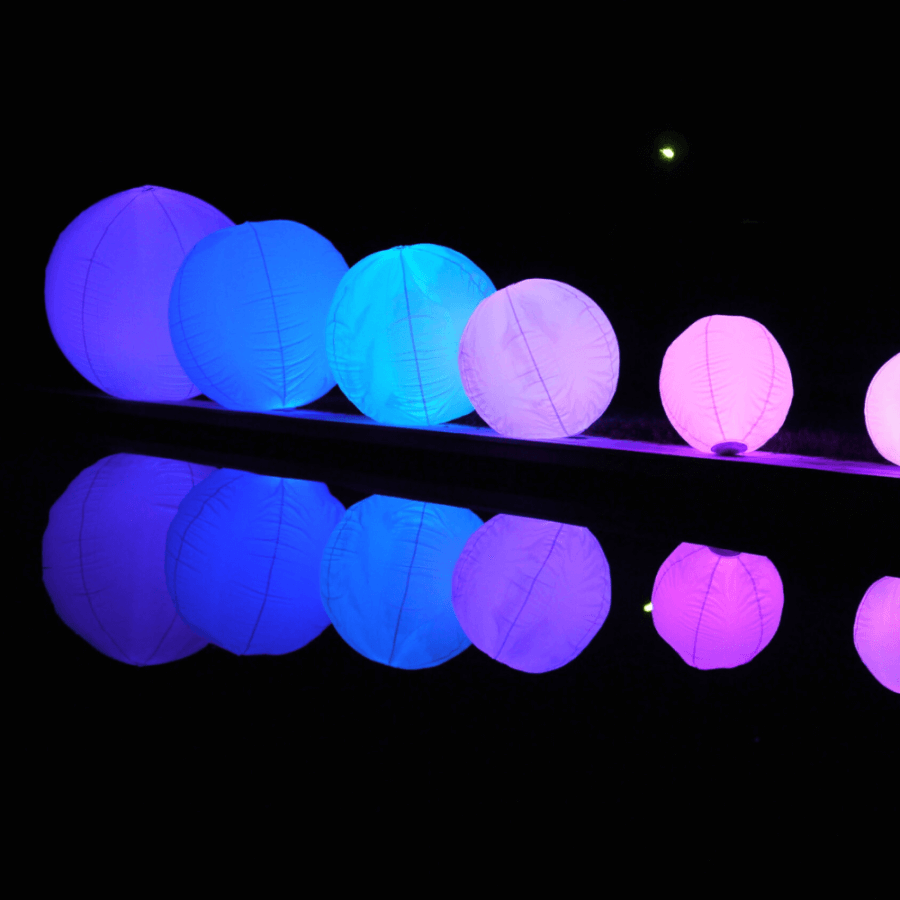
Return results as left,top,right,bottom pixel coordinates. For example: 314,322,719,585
451,515,612,673
651,543,784,669
320,495,481,669
165,469,344,655
42,453,214,665
854,576,899,693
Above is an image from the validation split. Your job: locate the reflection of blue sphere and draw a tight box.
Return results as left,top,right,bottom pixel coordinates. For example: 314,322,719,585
165,469,344,655
42,454,214,666
320,495,482,668
325,244,495,426
170,220,348,412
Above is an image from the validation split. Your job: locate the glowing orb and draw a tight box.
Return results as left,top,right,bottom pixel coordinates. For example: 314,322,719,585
170,220,348,412
854,576,900,693
45,185,233,401
166,469,344,655
458,279,619,439
42,454,214,665
320,495,481,668
660,147,675,159
326,244,495,426
451,514,611,673
659,315,793,454
864,353,900,465
651,543,784,669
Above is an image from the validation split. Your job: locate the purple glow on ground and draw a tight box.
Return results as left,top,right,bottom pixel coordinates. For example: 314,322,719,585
854,576,900,693
864,353,900,466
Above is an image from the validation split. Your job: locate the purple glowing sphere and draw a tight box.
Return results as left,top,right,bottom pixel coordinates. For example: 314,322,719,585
854,576,900,693
451,514,611,673
45,185,234,401
458,279,619,439
659,315,793,455
864,353,900,466
42,454,214,666
651,543,784,669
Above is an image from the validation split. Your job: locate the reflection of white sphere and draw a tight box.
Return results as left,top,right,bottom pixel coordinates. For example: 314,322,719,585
854,576,900,693
864,353,900,465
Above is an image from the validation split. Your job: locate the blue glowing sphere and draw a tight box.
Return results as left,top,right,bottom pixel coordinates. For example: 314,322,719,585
165,469,344,655
320,495,482,668
325,244,495,426
170,220,349,411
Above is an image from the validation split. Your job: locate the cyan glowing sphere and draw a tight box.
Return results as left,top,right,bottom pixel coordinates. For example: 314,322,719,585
659,315,793,455
451,515,612,673
45,185,234,401
320,495,481,668
854,576,900,693
651,543,784,669
165,469,344,655
42,454,214,665
459,279,619,439
326,244,495,426
864,353,900,465
170,220,348,411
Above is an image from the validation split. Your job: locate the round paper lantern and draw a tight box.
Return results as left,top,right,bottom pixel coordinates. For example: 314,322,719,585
651,543,784,669
325,244,496,426
166,469,344,655
854,576,899,693
320,495,482,668
864,353,900,465
42,454,214,665
451,514,611,673
458,279,620,440
45,185,234,401
170,220,348,412
659,315,793,455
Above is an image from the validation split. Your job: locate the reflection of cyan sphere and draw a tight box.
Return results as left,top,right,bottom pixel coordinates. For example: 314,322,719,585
854,576,899,693
864,353,900,465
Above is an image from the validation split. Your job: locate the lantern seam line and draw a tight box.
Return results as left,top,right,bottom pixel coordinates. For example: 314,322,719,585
78,192,141,395
705,316,727,443
495,523,565,661
399,248,431,425
691,556,721,667
660,357,710,450
741,323,777,446
244,479,286,655
320,514,353,624
737,555,766,662
388,501,428,666
573,288,618,423
507,286,567,435
416,245,489,295
249,224,287,409
172,260,214,405
149,189,186,255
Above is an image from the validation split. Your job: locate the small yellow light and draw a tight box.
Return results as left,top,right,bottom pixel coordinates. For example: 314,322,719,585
643,601,653,612
660,147,674,160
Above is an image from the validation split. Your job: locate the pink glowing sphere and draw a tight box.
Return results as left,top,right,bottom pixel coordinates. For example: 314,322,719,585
651,543,784,669
458,279,619,439
451,514,612,673
854,576,900,693
864,354,900,466
659,315,793,455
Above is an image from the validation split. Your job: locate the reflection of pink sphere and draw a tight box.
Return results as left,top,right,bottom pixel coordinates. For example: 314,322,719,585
458,279,619,439
854,576,899,693
659,315,793,455
651,543,784,669
864,354,900,465
451,514,611,673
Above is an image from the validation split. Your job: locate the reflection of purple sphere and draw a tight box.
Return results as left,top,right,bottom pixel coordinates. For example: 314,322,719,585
651,543,784,669
659,315,793,455
864,354,900,466
854,576,899,693
458,279,619,439
45,185,233,401
451,514,611,673
42,454,214,665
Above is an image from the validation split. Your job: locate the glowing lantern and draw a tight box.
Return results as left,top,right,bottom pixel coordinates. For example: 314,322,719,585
325,244,495,426
42,454,214,665
864,353,900,465
659,315,793,455
45,185,233,401
451,514,612,673
320,495,481,668
854,576,900,693
165,469,344,655
458,279,620,440
651,543,784,669
170,220,348,412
